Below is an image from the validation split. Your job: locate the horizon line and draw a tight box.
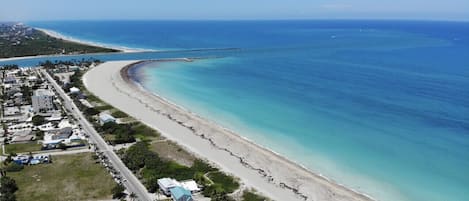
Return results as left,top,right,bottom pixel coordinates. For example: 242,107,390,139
1,18,466,23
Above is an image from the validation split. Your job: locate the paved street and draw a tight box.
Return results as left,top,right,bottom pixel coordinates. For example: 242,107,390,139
42,69,153,201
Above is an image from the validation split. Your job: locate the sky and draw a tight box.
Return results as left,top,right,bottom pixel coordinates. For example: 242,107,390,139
1,0,468,21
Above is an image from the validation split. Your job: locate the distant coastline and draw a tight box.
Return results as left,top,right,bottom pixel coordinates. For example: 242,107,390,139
0,23,122,59
35,28,151,53
0,26,149,62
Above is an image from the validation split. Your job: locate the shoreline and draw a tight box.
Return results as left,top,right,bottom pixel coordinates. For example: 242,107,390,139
0,27,155,62
35,28,151,53
84,60,375,201
125,60,377,201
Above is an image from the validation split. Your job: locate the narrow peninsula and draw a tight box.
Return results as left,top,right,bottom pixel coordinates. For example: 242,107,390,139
0,23,118,59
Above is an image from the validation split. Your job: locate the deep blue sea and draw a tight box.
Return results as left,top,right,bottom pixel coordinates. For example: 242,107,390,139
2,20,469,201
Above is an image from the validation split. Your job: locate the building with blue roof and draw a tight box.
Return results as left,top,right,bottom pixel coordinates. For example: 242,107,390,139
169,186,193,201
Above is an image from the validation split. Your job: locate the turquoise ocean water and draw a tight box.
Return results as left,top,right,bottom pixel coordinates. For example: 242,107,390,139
2,21,469,201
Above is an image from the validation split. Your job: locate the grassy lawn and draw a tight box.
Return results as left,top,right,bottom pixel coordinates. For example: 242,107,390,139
7,153,116,201
5,142,42,154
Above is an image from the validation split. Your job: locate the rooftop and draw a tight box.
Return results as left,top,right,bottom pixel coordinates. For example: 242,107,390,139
34,89,54,97
158,178,179,188
11,134,35,143
180,180,200,192
99,113,116,122
70,87,80,93
170,186,192,201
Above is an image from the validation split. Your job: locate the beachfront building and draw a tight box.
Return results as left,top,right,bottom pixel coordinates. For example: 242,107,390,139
99,113,116,125
170,186,193,201
32,89,55,113
180,180,200,193
69,87,80,94
158,178,180,195
157,178,199,199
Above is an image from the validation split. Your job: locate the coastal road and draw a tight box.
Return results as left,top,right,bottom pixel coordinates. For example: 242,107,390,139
41,69,153,201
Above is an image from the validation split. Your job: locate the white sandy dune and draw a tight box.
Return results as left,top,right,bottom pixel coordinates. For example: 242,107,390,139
83,60,374,201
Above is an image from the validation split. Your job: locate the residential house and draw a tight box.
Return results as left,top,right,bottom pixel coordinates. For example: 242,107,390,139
158,178,180,195
99,113,116,125
69,87,80,94
170,186,193,201
157,178,199,198
180,180,200,193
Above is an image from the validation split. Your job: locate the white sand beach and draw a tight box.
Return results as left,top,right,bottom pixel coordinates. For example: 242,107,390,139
83,60,375,201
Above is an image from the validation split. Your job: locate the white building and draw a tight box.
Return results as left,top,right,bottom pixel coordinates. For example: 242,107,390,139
99,113,116,125
27,76,38,82
69,87,80,94
180,180,200,193
157,178,200,196
158,178,180,195
32,89,55,113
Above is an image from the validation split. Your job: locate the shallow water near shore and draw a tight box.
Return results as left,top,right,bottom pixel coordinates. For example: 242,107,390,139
10,20,469,201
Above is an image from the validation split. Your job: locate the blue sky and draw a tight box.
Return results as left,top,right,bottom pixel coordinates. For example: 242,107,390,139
1,0,468,21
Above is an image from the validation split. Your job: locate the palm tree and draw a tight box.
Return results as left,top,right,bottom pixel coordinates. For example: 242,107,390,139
129,192,137,201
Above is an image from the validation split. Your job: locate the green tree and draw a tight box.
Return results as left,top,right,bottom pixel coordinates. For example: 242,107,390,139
84,107,99,116
111,184,126,199
0,192,16,201
4,155,13,165
35,130,44,140
31,115,45,126
2,123,8,136
129,192,137,201
57,142,67,150
144,176,160,193
0,176,18,195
